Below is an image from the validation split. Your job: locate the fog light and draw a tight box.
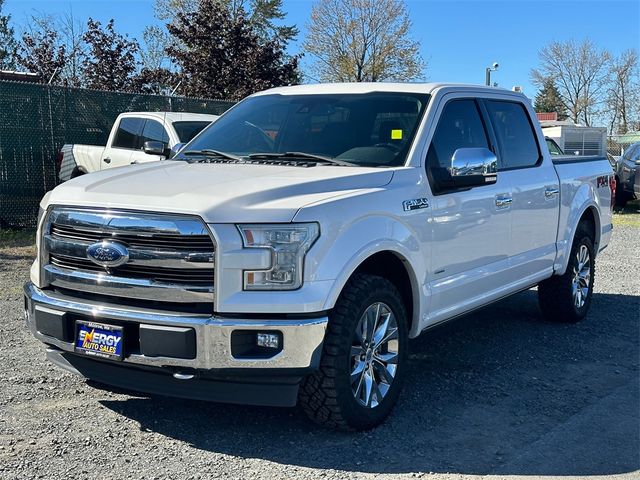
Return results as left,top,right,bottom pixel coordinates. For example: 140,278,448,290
256,333,280,349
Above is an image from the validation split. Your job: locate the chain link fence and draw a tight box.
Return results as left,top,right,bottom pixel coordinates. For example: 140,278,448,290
0,80,234,228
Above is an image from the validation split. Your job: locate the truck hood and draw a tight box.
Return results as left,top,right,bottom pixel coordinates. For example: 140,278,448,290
47,160,394,223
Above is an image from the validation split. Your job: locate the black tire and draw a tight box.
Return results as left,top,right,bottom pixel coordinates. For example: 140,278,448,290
299,274,408,430
70,168,85,179
615,177,628,208
538,223,595,323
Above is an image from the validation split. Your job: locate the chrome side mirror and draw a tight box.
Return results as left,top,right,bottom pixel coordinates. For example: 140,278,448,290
450,147,498,187
168,142,186,159
143,140,166,156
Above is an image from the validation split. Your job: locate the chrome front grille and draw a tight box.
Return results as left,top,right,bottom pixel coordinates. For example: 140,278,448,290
42,208,215,308
49,254,215,284
50,224,214,251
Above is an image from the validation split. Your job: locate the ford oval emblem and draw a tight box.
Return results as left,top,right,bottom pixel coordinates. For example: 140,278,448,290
86,241,129,268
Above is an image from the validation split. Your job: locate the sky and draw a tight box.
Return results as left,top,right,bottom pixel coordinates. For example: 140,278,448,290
4,0,640,98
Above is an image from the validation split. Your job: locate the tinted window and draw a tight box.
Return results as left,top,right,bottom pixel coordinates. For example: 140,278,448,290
180,93,430,167
487,101,540,169
546,138,563,155
141,119,169,146
112,118,144,149
426,99,489,192
623,143,639,160
173,121,212,142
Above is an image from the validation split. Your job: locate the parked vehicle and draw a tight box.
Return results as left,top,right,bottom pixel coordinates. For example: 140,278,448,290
613,141,640,207
545,137,564,155
26,83,615,430
57,111,218,182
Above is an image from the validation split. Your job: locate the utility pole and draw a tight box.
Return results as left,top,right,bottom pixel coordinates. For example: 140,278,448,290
485,62,499,86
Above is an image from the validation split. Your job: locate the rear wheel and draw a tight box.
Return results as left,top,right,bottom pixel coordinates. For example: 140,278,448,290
70,168,85,179
538,224,595,323
299,274,408,430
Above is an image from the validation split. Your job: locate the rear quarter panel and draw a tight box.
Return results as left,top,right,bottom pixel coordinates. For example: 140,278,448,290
553,157,613,274
59,144,105,181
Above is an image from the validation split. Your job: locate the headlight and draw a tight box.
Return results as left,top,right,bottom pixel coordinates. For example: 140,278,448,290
237,223,319,290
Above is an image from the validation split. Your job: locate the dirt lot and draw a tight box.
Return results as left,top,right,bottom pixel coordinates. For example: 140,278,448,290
1,207,638,480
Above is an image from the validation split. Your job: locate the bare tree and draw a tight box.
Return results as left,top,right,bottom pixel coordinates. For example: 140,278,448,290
531,39,610,126
59,9,86,87
303,0,425,82
606,49,639,134
140,25,171,71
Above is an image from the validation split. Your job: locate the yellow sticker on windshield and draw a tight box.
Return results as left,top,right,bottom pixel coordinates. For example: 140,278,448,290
391,129,403,140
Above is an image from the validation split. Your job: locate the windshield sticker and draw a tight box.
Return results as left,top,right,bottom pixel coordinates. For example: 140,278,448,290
391,129,403,140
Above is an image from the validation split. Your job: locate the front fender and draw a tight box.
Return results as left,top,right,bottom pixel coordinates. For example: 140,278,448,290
303,214,427,337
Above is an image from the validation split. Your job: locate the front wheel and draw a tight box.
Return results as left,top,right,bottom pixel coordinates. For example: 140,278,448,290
538,225,595,323
299,274,408,430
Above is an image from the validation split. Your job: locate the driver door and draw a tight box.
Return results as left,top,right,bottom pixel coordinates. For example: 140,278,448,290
425,96,513,324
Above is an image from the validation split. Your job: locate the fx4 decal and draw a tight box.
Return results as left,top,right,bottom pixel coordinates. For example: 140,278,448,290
403,198,429,211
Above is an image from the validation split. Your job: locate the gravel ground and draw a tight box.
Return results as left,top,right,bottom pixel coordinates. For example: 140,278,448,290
1,211,638,480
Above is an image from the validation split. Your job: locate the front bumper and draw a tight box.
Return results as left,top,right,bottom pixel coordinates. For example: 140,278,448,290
24,282,328,406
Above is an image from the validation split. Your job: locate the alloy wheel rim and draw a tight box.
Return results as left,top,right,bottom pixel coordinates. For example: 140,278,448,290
572,244,591,309
350,302,399,408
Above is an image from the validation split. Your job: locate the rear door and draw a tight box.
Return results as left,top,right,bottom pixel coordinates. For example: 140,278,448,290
101,117,144,169
483,99,560,281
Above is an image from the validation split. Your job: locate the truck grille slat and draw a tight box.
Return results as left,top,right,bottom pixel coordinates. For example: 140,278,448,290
50,255,214,284
50,224,214,250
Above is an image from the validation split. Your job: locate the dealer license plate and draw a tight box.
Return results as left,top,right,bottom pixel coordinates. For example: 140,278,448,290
75,320,124,360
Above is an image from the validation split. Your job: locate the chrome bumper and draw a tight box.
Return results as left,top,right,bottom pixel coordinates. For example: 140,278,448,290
24,282,327,371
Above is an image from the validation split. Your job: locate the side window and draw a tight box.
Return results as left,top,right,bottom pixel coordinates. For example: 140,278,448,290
112,118,144,149
426,99,489,193
623,144,638,161
141,119,169,147
486,101,540,169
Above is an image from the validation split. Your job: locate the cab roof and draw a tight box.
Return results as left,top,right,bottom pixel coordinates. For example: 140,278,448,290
253,82,522,98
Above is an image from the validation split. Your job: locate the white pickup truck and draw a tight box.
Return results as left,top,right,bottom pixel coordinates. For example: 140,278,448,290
57,111,218,182
26,83,615,430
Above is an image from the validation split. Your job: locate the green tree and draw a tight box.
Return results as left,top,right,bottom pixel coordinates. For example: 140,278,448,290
155,0,296,41
0,0,17,70
534,78,568,120
81,18,139,92
167,0,299,100
303,0,425,82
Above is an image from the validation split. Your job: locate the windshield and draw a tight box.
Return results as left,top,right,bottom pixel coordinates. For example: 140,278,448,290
173,121,213,142
176,92,430,167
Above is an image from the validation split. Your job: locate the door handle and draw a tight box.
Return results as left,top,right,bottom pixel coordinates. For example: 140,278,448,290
545,187,559,198
103,158,111,164
495,195,512,208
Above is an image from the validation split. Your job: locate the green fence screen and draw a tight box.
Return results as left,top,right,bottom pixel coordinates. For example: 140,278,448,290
0,80,234,228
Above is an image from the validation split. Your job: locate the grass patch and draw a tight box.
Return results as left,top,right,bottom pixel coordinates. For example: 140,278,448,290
612,200,640,227
0,229,36,249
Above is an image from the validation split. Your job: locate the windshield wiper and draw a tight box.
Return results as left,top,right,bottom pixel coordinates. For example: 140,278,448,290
248,152,356,166
181,149,245,162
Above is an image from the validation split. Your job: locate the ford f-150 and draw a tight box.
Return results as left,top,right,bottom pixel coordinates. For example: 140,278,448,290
25,83,615,430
